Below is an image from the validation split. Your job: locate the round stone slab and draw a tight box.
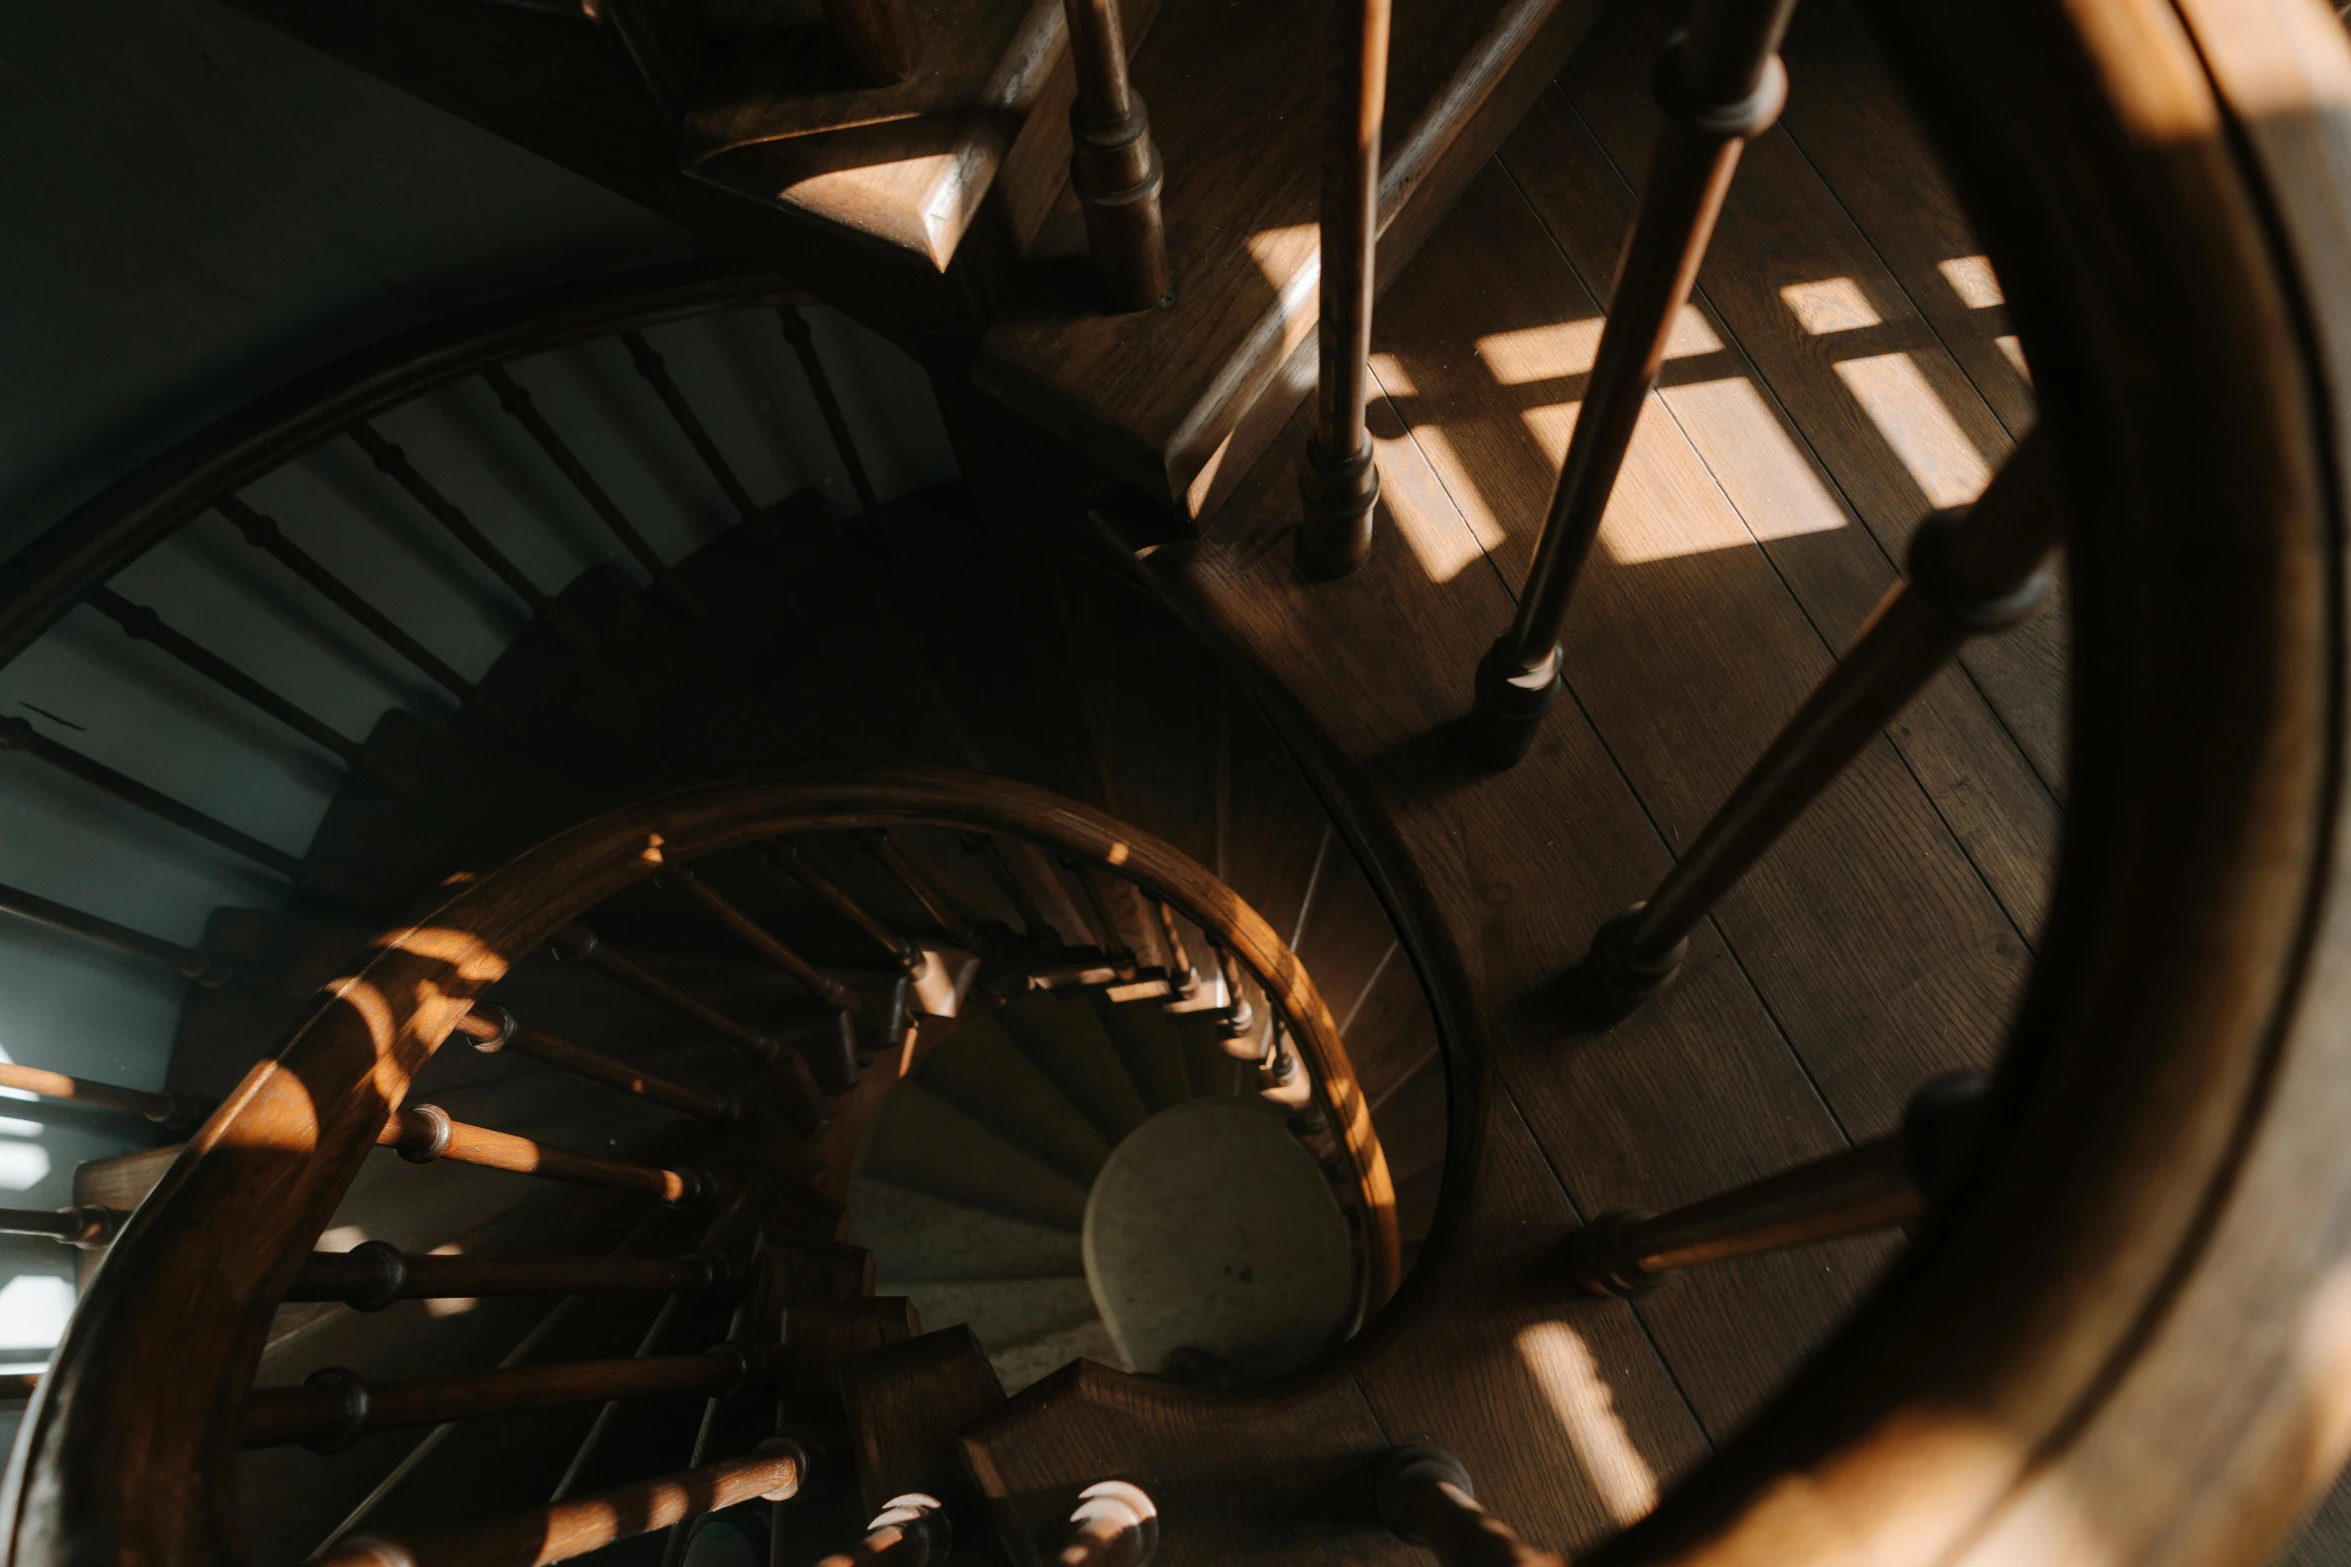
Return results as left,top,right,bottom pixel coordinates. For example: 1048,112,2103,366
1083,1096,1354,1383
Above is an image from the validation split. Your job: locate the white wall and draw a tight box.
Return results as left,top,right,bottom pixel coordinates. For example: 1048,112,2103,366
0,0,956,1371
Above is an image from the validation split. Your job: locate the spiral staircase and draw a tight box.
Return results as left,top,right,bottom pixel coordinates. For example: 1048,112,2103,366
10,0,2351,1563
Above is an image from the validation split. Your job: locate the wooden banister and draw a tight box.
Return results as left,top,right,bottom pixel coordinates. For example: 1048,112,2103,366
1297,0,1394,580
316,1437,813,1567
1379,1447,1564,1567
818,1493,950,1567
454,1006,736,1125
376,1105,708,1205
1565,1074,1989,1296
243,1342,780,1451
1467,0,1801,765
1560,433,2064,1024
285,1242,721,1309
1063,0,1170,313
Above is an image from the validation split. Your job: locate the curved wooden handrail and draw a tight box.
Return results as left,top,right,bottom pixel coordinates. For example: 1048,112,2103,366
5,766,1396,1564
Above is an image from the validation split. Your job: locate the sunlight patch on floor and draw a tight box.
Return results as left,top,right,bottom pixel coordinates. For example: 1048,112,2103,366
1475,306,1720,386
1518,1320,1660,1524
1834,354,1994,508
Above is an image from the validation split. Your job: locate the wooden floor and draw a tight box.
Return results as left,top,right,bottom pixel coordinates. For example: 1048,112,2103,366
1170,0,2064,1544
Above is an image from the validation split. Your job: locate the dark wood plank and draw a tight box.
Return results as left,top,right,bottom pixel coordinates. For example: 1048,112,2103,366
1355,1096,1707,1555
1179,396,1875,1437
839,1325,1008,1546
1491,90,2058,941
1776,0,2039,437
1361,160,2028,1142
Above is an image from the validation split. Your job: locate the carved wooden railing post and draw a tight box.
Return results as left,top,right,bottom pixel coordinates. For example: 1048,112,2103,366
820,1492,951,1567
1560,433,2063,1025
1298,0,1394,580
1467,0,1801,764
1566,1073,1989,1295
1058,1481,1158,1567
1379,1447,1566,1567
1063,0,1171,313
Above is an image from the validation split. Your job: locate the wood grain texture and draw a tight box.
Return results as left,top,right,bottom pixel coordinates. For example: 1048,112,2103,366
839,1325,1009,1552
974,0,1600,519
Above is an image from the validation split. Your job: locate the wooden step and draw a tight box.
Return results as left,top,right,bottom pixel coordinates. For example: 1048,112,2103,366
972,0,1600,524
683,0,1163,277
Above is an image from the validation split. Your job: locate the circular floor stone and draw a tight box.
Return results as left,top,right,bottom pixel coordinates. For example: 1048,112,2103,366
1082,1096,1354,1382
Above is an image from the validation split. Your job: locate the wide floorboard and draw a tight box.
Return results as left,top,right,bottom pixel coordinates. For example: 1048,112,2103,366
1176,0,2074,1547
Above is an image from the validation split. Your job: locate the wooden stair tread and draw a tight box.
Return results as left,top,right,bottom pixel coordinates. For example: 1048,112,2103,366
685,0,1051,153
972,0,1600,522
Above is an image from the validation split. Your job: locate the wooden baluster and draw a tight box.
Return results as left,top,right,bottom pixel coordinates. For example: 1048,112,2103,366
1150,899,1202,1001
453,1005,737,1125
377,1105,711,1205
823,0,915,86
1565,1073,1989,1296
350,423,564,625
961,833,1058,943
1063,0,1170,312
549,922,781,1061
1212,945,1260,1058
0,1059,206,1128
483,366,706,621
1060,857,1136,971
316,1436,815,1567
0,1205,122,1248
0,716,308,882
1379,1446,1566,1567
818,1493,950,1567
778,309,882,521
763,840,919,971
1058,1481,1158,1567
860,829,982,949
218,496,484,708
621,329,761,525
663,868,852,1010
548,924,833,1130
1560,433,2065,1022
243,1341,782,1450
1296,0,1394,580
1467,0,1803,765
286,1241,722,1308
84,588,365,766
0,878,232,985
